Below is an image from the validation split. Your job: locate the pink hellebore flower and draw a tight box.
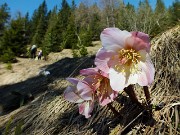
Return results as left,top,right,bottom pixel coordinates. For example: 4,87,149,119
80,68,118,106
64,68,118,118
95,28,155,91
64,78,94,118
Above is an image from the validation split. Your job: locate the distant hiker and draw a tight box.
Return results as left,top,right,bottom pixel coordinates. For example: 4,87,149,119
31,45,37,59
38,50,42,60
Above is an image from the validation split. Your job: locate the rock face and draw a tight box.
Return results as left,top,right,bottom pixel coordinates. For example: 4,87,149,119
0,27,179,135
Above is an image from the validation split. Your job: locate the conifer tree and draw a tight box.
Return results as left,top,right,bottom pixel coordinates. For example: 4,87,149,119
0,3,10,60
117,1,126,29
64,0,78,49
168,0,180,26
51,0,71,50
151,0,167,36
89,3,102,41
137,0,154,34
75,2,89,31
24,12,32,44
1,13,27,61
50,17,64,52
59,0,71,29
31,0,48,46
0,3,10,37
42,6,58,55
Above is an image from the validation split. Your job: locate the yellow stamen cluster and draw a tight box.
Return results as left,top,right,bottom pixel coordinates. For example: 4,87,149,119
119,48,141,65
115,48,141,73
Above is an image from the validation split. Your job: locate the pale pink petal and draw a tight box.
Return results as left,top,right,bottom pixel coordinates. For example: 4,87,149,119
77,81,93,101
78,101,94,118
66,78,79,85
107,54,120,68
80,68,99,76
95,48,116,60
101,28,131,51
98,77,118,106
109,68,126,91
137,54,155,86
110,91,119,99
79,102,85,114
80,68,109,79
83,75,95,85
95,58,110,73
138,50,147,62
83,75,101,90
95,48,116,73
131,31,150,52
99,98,111,106
64,86,84,103
125,32,150,52
99,90,118,106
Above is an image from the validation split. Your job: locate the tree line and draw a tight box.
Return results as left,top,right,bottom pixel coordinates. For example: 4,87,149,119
0,0,179,62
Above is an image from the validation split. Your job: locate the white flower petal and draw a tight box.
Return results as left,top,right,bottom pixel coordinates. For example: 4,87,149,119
109,68,126,91
64,86,84,103
77,81,93,101
101,28,131,51
137,54,155,86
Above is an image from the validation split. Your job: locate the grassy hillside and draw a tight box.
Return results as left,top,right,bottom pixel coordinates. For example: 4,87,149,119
0,26,179,135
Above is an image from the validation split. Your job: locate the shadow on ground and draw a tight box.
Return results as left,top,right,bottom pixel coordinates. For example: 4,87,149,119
0,55,95,115
52,94,156,135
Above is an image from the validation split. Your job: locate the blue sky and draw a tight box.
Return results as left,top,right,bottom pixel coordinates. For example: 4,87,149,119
0,0,176,18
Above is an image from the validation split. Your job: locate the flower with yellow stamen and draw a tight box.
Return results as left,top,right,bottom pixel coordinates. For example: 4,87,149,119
95,28,155,91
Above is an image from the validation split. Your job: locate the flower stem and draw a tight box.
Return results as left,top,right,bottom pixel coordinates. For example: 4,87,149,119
124,85,143,108
107,103,121,117
143,86,151,104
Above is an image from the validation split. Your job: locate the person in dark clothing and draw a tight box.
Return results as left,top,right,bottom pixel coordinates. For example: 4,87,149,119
31,45,37,59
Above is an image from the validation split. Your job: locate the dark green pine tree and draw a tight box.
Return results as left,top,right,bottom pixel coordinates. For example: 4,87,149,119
64,0,78,49
42,6,58,55
117,1,126,29
50,0,71,50
79,27,92,47
31,0,48,46
29,9,39,42
59,0,71,29
151,0,167,35
117,2,135,31
65,16,78,49
1,14,27,62
50,17,64,52
155,0,166,13
0,3,10,37
90,3,101,41
24,12,31,44
168,0,180,26
0,3,10,60
137,0,153,34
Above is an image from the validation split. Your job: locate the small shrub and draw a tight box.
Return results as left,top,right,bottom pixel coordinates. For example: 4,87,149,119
72,49,79,58
79,45,88,56
0,48,15,63
6,62,12,70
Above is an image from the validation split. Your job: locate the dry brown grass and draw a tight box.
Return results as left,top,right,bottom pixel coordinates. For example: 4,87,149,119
0,26,179,135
